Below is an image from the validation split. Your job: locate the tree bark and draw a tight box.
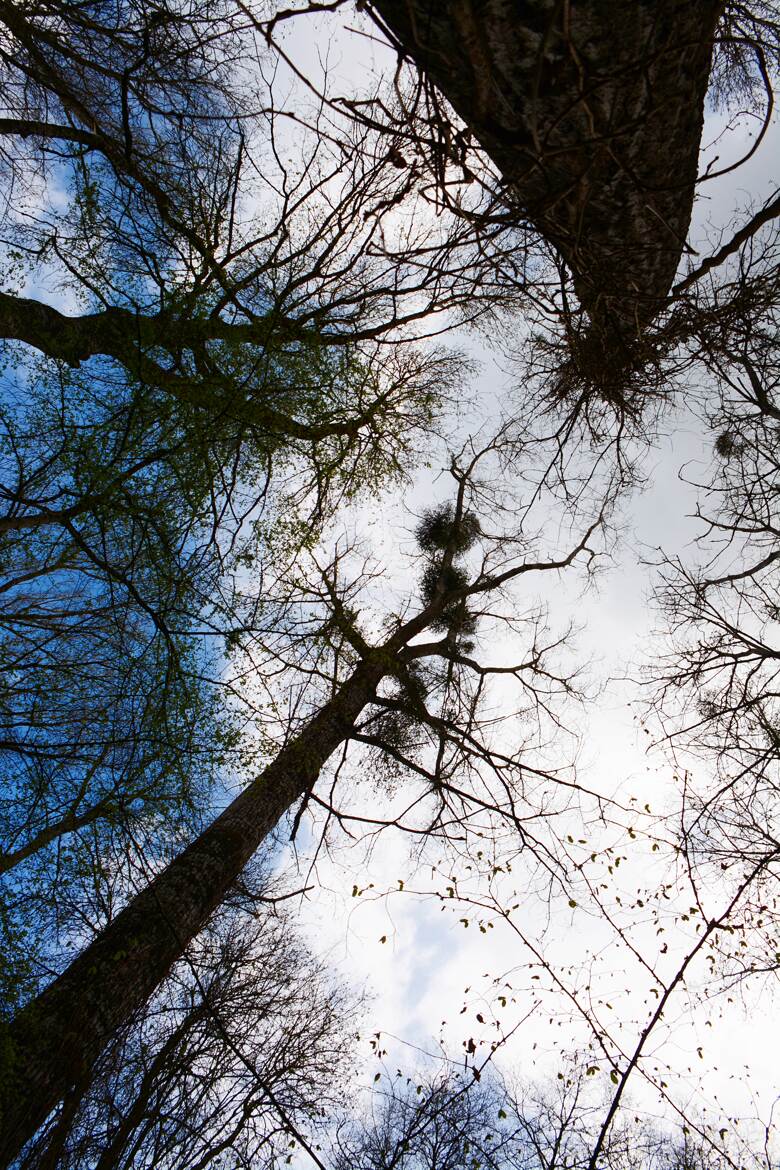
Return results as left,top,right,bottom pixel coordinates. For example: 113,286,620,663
0,291,372,439
0,292,309,370
370,0,723,353
0,655,386,1167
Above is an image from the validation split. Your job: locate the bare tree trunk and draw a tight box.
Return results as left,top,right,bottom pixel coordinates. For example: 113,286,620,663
0,657,386,1167
370,0,723,355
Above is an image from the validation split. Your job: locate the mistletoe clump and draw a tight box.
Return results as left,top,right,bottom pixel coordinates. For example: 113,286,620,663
415,504,480,555
416,505,480,641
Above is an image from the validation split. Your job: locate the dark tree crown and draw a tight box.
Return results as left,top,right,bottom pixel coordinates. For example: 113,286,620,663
415,505,481,555
420,562,477,637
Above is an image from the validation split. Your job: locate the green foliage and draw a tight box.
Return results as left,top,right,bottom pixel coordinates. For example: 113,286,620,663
0,355,247,992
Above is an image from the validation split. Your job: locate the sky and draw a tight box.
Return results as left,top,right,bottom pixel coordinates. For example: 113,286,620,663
3,4,777,1159
262,6,780,1154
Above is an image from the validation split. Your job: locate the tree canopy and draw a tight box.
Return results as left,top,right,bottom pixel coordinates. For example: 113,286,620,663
2,3,780,1169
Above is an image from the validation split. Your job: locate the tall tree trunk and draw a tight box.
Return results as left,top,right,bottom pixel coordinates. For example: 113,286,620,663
0,657,387,1167
370,0,724,371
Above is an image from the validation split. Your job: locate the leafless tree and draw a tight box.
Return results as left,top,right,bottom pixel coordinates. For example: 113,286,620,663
332,1061,749,1170
4,6,780,1167
639,262,780,1016
18,877,359,1170
332,1071,514,1170
0,432,607,1162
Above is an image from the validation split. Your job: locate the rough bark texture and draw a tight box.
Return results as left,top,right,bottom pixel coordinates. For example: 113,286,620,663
0,657,386,1167
370,0,723,361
